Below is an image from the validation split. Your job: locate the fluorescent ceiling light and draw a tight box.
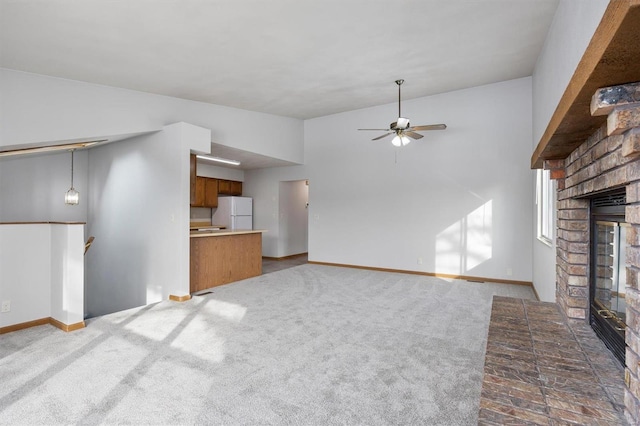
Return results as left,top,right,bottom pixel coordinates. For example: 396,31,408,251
196,155,241,166
0,140,106,158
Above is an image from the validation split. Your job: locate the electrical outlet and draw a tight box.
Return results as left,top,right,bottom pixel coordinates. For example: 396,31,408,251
506,268,513,276
1,300,10,313
417,257,423,265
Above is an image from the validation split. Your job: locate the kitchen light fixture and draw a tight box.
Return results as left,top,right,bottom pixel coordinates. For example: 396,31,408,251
64,149,79,205
196,154,241,166
391,134,411,147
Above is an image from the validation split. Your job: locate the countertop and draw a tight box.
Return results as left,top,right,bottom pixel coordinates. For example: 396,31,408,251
190,229,266,238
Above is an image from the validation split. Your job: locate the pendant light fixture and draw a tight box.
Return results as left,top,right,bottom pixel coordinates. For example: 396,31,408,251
64,149,79,205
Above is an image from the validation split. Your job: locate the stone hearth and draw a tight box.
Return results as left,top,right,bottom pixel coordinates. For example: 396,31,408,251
479,296,625,425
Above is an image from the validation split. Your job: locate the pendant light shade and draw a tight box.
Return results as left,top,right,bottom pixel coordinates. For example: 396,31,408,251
391,134,411,147
65,149,79,205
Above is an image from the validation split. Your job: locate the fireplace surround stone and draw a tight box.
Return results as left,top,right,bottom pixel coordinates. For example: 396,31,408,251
549,82,640,423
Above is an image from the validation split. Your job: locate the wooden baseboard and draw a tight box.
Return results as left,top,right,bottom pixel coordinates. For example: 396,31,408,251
0,317,50,334
169,294,192,302
262,252,308,261
307,261,534,287
49,318,85,332
0,317,85,335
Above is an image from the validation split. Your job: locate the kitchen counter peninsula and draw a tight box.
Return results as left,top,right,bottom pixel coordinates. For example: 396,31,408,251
189,229,265,293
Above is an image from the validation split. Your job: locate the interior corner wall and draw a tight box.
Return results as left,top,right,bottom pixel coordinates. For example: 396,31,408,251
85,122,209,318
305,77,534,283
531,0,607,302
243,165,307,258
278,180,309,257
0,150,89,222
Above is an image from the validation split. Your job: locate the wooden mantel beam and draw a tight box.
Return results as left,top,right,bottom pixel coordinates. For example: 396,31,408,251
531,0,640,169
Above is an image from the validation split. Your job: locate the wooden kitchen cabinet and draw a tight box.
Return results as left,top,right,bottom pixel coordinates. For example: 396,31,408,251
192,176,219,207
218,179,243,196
190,155,239,205
230,180,243,195
190,232,262,292
204,178,218,207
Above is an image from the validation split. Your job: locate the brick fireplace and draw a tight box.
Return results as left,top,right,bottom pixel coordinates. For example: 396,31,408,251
546,82,640,423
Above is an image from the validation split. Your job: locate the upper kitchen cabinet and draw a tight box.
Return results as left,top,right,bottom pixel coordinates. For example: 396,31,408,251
190,154,219,207
218,179,243,196
192,177,218,208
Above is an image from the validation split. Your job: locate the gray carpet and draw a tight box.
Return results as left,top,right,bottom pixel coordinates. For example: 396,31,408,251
0,264,535,425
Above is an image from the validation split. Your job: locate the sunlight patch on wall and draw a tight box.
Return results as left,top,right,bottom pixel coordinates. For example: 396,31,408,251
435,200,493,275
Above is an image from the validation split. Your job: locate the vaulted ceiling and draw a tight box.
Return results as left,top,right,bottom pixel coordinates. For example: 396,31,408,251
0,0,560,120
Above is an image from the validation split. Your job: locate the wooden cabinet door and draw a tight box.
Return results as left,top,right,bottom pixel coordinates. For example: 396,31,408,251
218,179,231,195
193,177,206,207
204,178,218,207
192,176,219,207
230,180,242,196
218,179,242,196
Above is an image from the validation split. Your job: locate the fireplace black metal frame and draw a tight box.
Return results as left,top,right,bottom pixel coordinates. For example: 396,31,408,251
589,189,627,366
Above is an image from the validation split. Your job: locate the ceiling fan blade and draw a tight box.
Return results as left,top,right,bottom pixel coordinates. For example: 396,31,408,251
405,131,424,140
358,128,391,131
372,132,393,141
410,124,447,131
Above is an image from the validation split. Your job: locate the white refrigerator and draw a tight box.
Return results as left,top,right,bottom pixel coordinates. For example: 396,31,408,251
212,196,253,230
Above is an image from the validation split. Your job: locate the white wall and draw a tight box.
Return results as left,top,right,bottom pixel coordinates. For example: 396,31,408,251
0,223,84,328
279,180,309,256
243,166,307,257
532,0,609,144
531,0,607,302
0,68,304,164
85,122,209,318
0,150,89,222
0,224,51,327
305,77,534,282
49,224,85,325
197,162,244,181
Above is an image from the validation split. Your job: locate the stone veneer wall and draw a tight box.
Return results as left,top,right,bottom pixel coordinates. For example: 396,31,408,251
545,82,640,424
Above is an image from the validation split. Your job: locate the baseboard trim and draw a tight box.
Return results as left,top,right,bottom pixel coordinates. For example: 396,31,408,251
0,317,50,334
50,318,86,332
307,261,534,287
0,317,85,335
169,294,192,302
263,253,308,261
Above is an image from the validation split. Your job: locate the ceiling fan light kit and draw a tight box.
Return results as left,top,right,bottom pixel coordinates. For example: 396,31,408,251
392,134,411,147
358,79,446,147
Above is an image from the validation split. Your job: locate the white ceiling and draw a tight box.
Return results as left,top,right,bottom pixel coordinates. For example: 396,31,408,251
0,0,559,168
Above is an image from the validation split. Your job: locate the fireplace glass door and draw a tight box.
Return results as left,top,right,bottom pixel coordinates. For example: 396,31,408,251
593,221,627,326
590,190,627,365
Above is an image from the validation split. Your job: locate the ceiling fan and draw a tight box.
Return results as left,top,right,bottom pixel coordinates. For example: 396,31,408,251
358,79,446,146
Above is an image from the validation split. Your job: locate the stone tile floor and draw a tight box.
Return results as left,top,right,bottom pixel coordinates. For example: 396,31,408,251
479,296,627,425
